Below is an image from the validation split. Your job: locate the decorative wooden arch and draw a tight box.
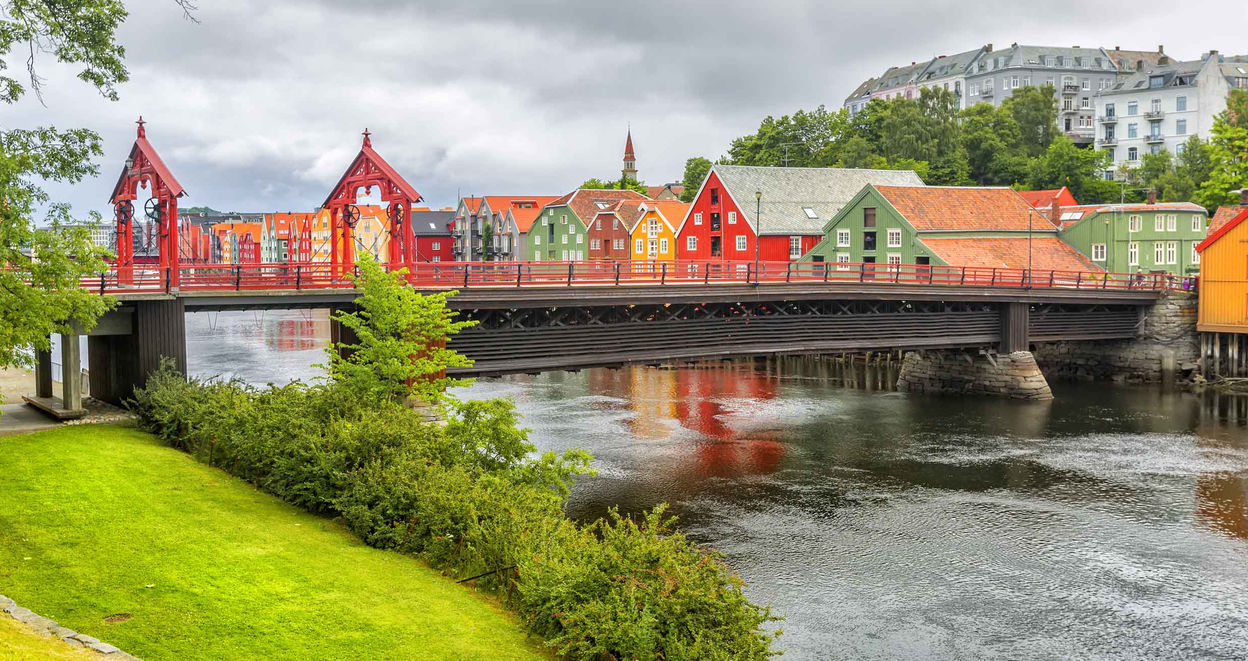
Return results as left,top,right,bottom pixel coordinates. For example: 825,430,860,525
109,117,186,286
321,129,423,273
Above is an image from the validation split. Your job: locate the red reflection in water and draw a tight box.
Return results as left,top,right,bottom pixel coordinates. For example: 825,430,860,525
1196,473,1248,539
266,319,321,351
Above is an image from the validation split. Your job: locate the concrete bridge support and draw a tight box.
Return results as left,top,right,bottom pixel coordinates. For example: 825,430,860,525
897,351,1053,400
87,299,187,406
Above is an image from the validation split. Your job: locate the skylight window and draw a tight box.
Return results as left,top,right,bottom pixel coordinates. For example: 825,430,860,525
802,207,819,219
594,201,610,209
1061,212,1083,221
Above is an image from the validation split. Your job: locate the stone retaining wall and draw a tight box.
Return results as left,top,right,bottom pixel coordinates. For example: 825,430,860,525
897,350,1053,400
1,593,139,659
1033,291,1199,383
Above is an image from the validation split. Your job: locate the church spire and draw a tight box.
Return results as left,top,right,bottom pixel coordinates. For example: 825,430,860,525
622,125,637,181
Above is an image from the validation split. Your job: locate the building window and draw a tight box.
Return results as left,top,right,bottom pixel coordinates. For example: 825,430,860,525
561,234,568,245
728,211,737,224
1129,215,1142,232
837,229,851,247
687,236,697,251
694,212,703,225
710,188,719,204
660,238,669,254
432,241,440,251
635,238,643,253
1081,97,1091,109
1166,214,1177,232
1193,215,1204,232
560,216,567,224
1192,244,1201,264
864,231,877,251
1127,101,1138,115
836,253,850,270
863,207,877,228
1092,243,1107,261
1155,215,1165,231
1127,123,1138,138
887,254,901,271
1128,147,1138,161
735,235,747,251
576,234,583,245
887,228,902,248
1154,241,1164,264
612,219,619,230
1176,96,1187,112
535,235,541,246
432,256,441,263
1176,119,1187,135
789,236,802,258
1011,75,1019,88
1166,241,1177,265
595,219,602,230
1129,242,1139,266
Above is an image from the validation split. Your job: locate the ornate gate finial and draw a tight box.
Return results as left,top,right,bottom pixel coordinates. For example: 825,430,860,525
362,128,372,148
136,116,146,138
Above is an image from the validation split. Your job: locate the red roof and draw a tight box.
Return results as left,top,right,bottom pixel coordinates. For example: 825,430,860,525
461,197,483,214
1210,205,1247,234
874,186,1058,231
546,189,650,225
922,236,1099,271
646,184,685,199
508,206,544,233
110,120,186,201
624,129,635,159
1197,207,1248,253
481,196,560,217
1018,187,1078,208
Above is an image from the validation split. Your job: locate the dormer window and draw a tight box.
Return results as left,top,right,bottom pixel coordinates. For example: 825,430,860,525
802,207,818,219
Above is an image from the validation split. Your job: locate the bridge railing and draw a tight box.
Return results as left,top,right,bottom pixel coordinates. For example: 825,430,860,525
81,259,1196,294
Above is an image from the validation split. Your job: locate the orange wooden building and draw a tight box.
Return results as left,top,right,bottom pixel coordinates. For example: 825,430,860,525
1195,206,1248,375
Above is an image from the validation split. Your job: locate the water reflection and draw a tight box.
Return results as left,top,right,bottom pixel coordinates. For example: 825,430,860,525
187,311,1248,660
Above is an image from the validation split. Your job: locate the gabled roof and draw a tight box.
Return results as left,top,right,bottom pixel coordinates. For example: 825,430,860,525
411,210,454,236
872,185,1053,231
320,132,421,209
844,76,878,103
459,197,483,215
922,236,1100,271
481,196,561,218
1018,187,1078,209
1210,205,1247,234
110,120,186,201
646,184,685,199
507,206,546,233
1197,207,1248,253
544,189,650,225
638,200,691,233
710,165,926,236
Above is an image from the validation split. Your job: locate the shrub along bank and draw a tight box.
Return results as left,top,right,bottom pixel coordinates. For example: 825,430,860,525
128,257,778,659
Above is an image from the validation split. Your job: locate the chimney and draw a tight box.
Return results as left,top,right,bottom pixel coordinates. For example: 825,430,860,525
1147,190,1157,205
1241,189,1248,206
985,43,993,52
1158,45,1164,54
1115,46,1121,52
1050,200,1062,227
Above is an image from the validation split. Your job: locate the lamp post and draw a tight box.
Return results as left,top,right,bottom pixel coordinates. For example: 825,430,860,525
1027,207,1033,289
754,190,762,285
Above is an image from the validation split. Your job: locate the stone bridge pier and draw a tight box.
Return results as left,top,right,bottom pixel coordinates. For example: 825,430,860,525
897,292,1198,399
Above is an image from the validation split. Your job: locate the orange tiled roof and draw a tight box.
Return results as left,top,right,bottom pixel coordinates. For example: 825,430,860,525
482,196,561,217
461,197,482,214
509,206,545,233
1210,205,1247,234
1018,187,1078,208
645,200,690,230
921,236,1099,272
547,189,651,225
874,186,1057,231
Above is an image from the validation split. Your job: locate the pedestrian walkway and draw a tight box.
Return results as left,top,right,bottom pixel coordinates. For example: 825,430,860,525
0,403,62,437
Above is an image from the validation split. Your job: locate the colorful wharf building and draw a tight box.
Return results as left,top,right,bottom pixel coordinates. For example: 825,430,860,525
525,189,649,261
1054,198,1208,275
631,201,689,263
1195,203,1248,376
676,165,925,263
803,185,1097,273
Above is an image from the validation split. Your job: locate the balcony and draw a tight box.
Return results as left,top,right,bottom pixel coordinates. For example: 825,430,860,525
1146,133,1165,144
1098,114,1117,123
1100,136,1117,146
1144,110,1164,120
1062,83,1080,95
980,87,994,98
1067,130,1094,145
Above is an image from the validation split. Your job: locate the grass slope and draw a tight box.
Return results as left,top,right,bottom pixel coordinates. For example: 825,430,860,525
0,425,546,660
0,616,97,660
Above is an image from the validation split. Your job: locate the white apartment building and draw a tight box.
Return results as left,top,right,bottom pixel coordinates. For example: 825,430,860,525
1096,51,1248,178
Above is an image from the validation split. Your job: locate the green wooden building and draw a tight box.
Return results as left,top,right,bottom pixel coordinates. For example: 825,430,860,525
803,185,1097,273
525,189,648,261
1054,202,1208,275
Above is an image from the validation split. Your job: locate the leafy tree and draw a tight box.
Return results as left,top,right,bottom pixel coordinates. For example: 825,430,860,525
1028,136,1112,203
960,103,1028,185
835,135,877,169
726,105,851,167
1198,90,1248,209
679,157,712,202
0,1,164,397
876,89,969,185
578,176,648,195
326,256,475,405
1002,85,1059,157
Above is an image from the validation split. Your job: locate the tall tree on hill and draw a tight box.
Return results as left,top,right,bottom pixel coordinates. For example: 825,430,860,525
0,1,201,392
726,105,851,167
679,157,712,201
579,176,649,195
1002,85,1059,157
960,103,1029,185
1028,136,1113,203
878,89,970,185
1198,90,1248,210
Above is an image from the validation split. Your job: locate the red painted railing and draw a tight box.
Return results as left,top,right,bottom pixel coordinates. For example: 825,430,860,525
81,260,1197,295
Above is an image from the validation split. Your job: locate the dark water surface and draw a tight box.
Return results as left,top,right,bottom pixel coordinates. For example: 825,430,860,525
187,311,1248,660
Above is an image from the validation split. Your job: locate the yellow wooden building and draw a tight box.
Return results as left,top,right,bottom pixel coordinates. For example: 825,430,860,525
629,201,688,263
1196,206,1248,375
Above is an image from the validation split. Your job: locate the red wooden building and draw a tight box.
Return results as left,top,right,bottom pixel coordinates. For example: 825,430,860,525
676,165,925,263
587,200,645,260
410,209,455,262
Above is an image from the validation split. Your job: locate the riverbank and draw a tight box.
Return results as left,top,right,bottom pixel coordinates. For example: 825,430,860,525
0,425,546,660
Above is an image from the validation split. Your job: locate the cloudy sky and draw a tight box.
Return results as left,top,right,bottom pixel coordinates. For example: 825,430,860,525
8,0,1246,216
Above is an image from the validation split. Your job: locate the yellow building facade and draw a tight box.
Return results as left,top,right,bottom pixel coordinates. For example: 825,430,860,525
629,201,688,262
1196,208,1248,333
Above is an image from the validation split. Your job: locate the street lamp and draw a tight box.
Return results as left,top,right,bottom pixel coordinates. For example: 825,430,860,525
754,190,762,285
1027,207,1033,289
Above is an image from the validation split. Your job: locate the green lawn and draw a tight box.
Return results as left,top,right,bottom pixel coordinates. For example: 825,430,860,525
0,425,547,660
0,615,97,660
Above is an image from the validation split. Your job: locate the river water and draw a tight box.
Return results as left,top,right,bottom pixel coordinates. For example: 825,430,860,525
186,310,1248,660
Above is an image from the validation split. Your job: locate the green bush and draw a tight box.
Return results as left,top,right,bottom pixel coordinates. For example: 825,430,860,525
129,367,778,658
